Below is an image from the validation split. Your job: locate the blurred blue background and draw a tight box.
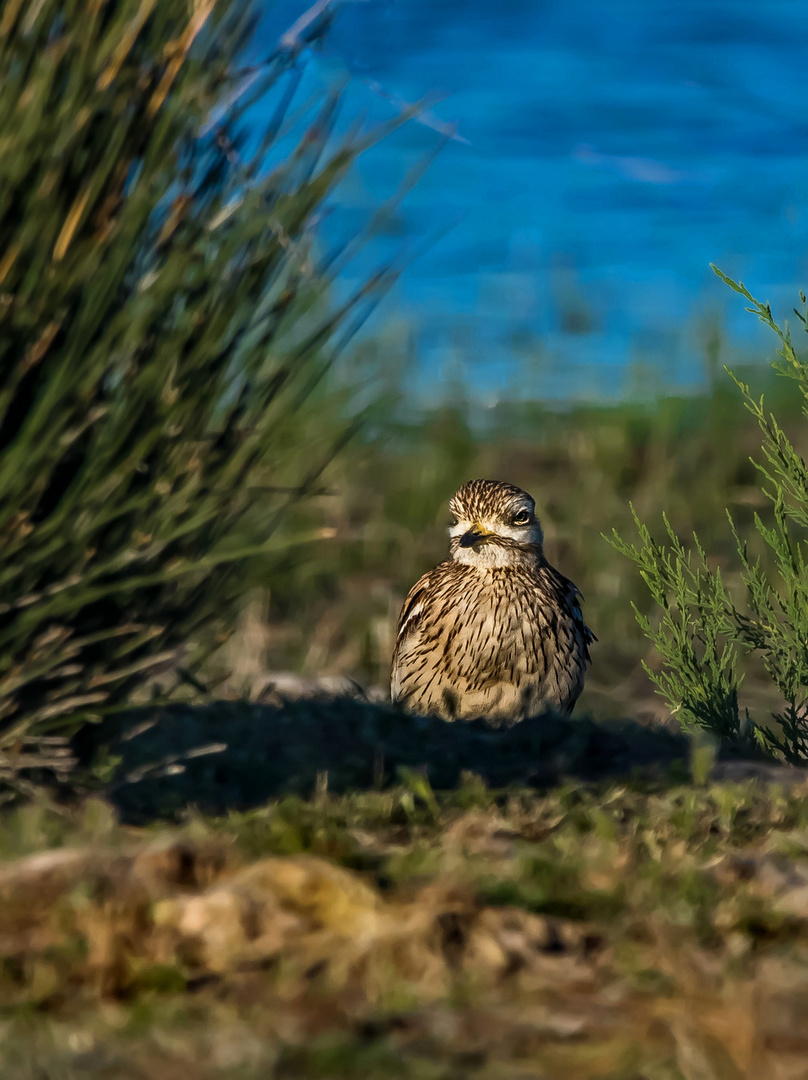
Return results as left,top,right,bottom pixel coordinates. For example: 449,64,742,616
255,0,808,400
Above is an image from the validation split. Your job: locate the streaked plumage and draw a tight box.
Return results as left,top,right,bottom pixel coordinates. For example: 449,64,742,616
391,479,595,723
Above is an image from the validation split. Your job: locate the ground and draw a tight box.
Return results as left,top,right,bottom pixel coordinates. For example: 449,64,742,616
2,703,808,1078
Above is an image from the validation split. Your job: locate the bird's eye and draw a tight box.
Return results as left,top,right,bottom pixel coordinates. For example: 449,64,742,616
512,510,531,526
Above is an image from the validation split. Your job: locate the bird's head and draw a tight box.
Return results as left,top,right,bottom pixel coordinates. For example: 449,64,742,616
448,479,544,568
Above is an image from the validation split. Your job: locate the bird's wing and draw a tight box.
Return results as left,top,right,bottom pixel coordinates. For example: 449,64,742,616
390,568,442,701
393,574,431,651
565,578,597,649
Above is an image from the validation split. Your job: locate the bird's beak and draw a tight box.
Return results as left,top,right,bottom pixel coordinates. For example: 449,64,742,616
459,523,490,547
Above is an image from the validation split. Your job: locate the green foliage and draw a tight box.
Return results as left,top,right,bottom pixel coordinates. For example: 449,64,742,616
610,267,808,761
0,0,405,791
610,509,741,740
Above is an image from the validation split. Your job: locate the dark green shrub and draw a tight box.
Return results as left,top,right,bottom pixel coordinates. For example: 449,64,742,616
0,0,406,792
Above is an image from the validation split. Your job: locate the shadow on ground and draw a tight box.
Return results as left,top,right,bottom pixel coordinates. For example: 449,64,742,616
69,694,779,824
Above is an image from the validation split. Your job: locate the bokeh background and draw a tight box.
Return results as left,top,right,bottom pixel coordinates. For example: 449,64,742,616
217,0,808,723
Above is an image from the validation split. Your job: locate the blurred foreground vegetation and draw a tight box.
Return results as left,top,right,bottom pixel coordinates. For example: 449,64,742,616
3,766,808,1079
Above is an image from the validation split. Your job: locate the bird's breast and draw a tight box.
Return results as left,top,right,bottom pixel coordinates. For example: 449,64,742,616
433,567,549,674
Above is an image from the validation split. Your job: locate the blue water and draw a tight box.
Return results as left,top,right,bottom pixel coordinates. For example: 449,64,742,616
253,0,808,401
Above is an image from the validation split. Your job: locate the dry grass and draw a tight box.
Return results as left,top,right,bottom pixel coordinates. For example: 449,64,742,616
3,767,808,1078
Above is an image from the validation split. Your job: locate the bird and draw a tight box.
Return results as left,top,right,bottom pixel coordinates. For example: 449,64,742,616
390,478,595,724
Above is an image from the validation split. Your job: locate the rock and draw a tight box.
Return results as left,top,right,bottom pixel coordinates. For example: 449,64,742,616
252,672,368,705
